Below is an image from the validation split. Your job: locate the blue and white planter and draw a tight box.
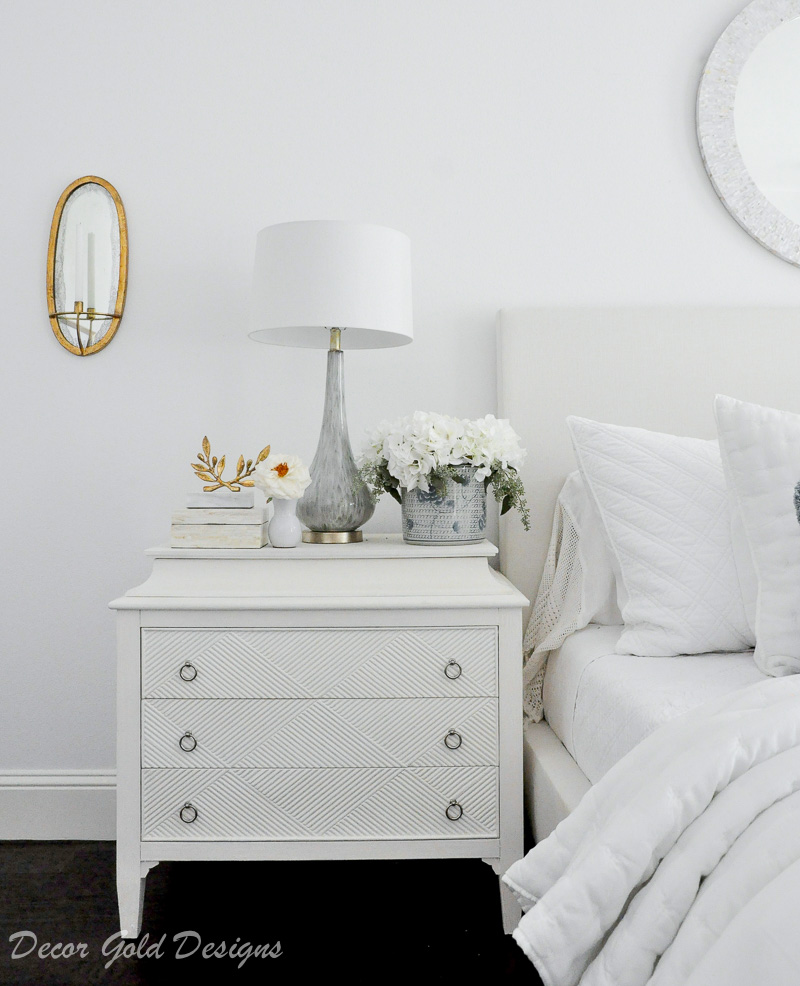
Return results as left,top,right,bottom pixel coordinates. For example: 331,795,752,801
401,465,487,545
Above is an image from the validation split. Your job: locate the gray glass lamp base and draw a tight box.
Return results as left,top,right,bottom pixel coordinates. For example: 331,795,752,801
296,345,375,542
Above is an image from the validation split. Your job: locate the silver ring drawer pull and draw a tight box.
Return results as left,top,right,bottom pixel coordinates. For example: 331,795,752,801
179,731,197,753
179,803,198,824
179,662,198,681
445,800,463,821
444,729,463,750
444,660,462,680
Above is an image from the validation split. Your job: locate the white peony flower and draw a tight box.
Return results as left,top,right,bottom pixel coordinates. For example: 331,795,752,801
252,453,312,500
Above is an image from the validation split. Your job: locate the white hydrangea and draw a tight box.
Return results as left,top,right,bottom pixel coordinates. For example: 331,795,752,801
462,414,526,480
357,411,526,490
361,418,395,461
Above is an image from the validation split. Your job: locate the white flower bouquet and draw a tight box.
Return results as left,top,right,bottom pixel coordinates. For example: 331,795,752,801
357,411,530,528
252,453,312,500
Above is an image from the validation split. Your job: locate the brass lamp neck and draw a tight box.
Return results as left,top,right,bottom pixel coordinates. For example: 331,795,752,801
329,327,341,351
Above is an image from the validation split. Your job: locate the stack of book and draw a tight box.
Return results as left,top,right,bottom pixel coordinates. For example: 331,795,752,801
170,491,268,548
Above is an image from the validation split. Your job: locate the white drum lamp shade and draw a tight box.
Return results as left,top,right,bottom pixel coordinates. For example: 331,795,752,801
248,221,412,348
247,220,413,543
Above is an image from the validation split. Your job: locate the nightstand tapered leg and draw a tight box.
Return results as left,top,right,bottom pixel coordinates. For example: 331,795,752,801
493,608,525,934
117,859,156,939
484,857,523,934
499,877,522,934
117,610,149,938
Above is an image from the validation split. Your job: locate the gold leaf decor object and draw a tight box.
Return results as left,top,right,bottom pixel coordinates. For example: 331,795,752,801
191,437,271,492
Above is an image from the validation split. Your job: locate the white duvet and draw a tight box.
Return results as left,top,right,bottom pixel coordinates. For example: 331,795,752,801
503,676,800,986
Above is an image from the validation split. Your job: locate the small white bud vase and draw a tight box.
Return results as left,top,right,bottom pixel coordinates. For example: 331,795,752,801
268,498,302,548
401,465,486,544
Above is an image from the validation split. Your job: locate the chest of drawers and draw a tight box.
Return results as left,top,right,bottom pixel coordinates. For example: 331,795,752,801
110,535,526,937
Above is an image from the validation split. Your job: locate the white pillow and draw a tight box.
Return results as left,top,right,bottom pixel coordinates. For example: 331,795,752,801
567,415,752,657
714,395,800,676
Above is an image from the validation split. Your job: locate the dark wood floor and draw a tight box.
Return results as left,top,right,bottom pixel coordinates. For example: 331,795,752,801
0,843,540,984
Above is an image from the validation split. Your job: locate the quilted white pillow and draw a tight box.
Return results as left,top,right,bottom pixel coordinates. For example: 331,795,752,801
714,395,800,676
567,416,752,656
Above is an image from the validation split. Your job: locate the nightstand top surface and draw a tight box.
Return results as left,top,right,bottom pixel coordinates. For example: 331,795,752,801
111,534,528,610
145,533,498,561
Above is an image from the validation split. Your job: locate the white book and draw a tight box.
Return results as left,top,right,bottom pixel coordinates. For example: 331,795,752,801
170,524,269,548
172,507,267,526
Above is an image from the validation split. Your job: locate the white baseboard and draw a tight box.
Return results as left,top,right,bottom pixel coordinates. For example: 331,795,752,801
0,771,116,839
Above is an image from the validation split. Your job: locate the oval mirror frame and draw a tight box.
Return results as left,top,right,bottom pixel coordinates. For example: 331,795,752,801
697,0,800,267
47,176,128,356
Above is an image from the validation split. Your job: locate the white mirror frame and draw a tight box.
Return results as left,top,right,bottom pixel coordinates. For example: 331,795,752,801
698,0,800,266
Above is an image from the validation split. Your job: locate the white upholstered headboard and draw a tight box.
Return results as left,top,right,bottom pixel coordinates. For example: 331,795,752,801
496,307,800,615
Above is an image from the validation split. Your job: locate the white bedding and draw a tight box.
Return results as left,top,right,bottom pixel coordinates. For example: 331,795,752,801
543,625,765,782
504,675,800,986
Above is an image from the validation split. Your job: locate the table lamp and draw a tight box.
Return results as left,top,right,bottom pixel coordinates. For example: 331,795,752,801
248,220,413,543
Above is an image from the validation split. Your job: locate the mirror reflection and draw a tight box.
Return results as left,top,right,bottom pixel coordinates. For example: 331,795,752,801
735,17,800,226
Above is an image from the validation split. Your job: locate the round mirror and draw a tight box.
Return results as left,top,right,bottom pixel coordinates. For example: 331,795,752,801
47,176,127,356
698,0,800,266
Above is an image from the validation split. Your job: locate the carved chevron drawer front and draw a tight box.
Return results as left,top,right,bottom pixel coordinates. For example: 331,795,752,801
141,627,497,699
142,697,499,768
141,766,499,841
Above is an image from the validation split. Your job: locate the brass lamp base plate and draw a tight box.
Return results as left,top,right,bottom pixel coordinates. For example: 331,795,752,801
302,530,364,544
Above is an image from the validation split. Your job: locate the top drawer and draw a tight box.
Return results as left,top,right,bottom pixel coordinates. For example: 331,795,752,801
141,627,497,699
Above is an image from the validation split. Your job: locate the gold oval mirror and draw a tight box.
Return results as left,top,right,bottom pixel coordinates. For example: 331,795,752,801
47,176,128,356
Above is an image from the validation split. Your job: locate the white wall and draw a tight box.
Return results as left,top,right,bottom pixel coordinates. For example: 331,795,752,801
2,0,800,778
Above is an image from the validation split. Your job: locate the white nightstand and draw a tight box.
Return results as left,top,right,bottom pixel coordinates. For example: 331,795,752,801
110,534,527,937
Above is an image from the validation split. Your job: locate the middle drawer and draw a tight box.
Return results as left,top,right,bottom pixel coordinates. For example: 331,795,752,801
142,697,498,769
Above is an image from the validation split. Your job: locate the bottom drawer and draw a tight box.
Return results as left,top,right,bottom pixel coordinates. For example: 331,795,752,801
142,766,498,841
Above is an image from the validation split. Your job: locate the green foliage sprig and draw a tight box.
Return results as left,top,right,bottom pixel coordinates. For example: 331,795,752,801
486,463,530,530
